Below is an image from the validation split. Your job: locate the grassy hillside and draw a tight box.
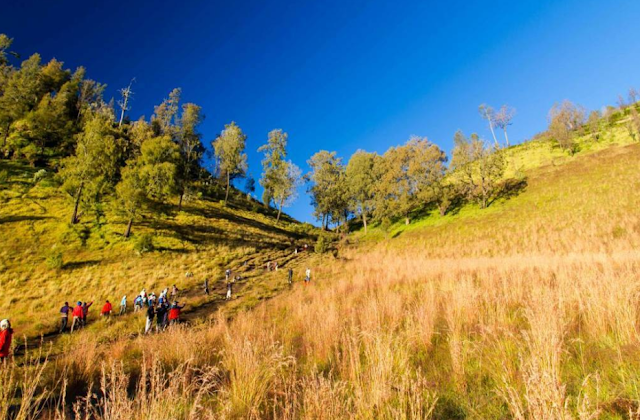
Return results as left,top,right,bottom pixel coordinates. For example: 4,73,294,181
3,127,640,419
0,163,317,337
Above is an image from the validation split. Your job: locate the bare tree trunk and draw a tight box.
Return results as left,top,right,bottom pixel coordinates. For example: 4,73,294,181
71,182,84,224
489,122,498,147
124,218,133,238
362,211,368,234
503,129,510,147
276,198,284,223
178,190,184,211
224,172,230,206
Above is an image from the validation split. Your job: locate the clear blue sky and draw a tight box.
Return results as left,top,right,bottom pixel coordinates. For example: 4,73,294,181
2,0,640,223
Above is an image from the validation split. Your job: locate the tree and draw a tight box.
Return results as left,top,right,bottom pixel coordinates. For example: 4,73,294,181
258,129,300,223
493,105,515,147
345,150,378,234
479,104,499,146
116,132,180,238
212,121,248,205
244,176,256,194
548,100,585,154
175,102,204,210
587,110,601,141
373,136,446,225
626,107,640,141
450,131,504,209
117,79,135,127
307,150,347,229
60,111,123,224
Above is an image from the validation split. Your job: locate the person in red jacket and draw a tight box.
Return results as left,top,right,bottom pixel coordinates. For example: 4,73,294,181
168,301,185,325
0,319,13,361
71,301,84,333
101,300,112,318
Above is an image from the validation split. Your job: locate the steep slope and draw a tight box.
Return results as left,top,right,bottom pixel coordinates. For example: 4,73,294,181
0,161,316,337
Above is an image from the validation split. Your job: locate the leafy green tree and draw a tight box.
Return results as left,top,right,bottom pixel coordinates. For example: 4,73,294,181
373,137,446,225
345,150,379,234
258,129,301,222
60,111,123,224
307,150,347,229
176,102,204,210
213,121,248,205
450,131,504,209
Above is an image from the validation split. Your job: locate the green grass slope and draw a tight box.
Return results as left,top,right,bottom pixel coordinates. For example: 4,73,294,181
0,165,317,337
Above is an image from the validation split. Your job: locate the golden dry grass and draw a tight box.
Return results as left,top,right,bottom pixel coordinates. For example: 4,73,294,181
3,140,640,418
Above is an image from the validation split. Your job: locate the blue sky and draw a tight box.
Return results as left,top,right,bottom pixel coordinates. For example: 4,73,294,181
2,0,640,223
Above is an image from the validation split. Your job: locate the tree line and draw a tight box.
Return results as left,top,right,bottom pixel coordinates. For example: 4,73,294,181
305,89,640,233
0,34,303,237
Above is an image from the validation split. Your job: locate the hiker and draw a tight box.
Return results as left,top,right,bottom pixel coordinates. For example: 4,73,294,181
305,268,311,283
168,302,185,325
294,248,298,255
226,281,233,300
82,301,93,326
156,303,168,332
145,304,155,334
119,295,127,315
266,261,271,271
70,301,83,332
288,268,293,285
134,295,143,312
171,285,179,300
101,300,112,317
0,319,13,361
274,262,279,271
204,278,209,295
59,302,70,333
225,269,231,281
148,293,157,307
160,288,168,300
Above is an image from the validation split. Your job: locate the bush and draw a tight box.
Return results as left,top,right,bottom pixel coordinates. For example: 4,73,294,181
315,232,334,254
0,169,8,185
46,250,64,269
134,233,154,254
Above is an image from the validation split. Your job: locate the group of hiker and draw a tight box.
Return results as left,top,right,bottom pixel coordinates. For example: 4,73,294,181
0,259,315,361
58,284,187,334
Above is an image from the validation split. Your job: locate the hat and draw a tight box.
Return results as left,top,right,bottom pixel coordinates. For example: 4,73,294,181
0,319,9,330
77,301,82,306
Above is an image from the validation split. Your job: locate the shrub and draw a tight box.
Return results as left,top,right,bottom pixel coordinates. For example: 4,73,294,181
134,233,154,254
314,232,334,254
0,169,8,185
46,249,63,269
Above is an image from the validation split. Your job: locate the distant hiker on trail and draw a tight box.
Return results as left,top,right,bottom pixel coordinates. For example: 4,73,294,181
234,275,240,283
0,319,13,361
204,278,210,295
71,302,83,332
225,269,231,281
305,268,311,283
168,302,185,325
266,261,271,271
82,301,93,325
119,295,127,315
149,293,157,307
101,300,112,317
288,268,293,285
134,295,143,312
156,303,168,332
171,285,179,300
145,304,155,334
226,281,233,300
274,262,279,271
60,302,70,333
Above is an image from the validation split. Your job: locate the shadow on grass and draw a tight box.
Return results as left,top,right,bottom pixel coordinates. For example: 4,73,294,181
0,215,52,224
63,259,102,270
